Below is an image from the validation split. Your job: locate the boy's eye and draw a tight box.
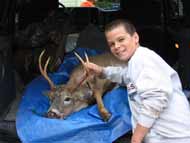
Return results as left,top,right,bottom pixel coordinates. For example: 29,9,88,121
109,43,114,48
118,38,124,42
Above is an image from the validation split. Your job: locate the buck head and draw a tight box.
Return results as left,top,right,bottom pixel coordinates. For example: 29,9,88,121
39,50,95,119
46,84,95,119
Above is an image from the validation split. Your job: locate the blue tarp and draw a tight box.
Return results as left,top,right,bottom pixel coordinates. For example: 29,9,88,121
16,48,132,143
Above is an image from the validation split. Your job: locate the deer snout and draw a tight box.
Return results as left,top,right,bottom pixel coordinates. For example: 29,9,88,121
47,108,65,119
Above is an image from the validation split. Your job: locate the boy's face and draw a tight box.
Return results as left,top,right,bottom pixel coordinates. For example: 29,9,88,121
105,25,139,61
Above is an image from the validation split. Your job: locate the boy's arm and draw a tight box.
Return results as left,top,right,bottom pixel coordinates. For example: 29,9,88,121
131,123,149,143
85,62,128,84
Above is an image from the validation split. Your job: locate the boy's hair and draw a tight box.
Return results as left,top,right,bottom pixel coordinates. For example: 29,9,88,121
104,19,136,36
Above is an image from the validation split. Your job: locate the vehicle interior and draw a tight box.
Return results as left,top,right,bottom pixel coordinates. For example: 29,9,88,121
0,0,189,142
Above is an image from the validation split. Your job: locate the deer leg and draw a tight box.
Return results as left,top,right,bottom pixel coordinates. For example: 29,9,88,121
74,52,111,121
94,90,111,122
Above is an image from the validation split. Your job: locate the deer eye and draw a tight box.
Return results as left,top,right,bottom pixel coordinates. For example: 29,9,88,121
63,97,72,105
64,97,71,101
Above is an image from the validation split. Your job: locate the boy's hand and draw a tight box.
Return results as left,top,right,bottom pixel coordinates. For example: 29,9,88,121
74,52,103,76
84,62,103,76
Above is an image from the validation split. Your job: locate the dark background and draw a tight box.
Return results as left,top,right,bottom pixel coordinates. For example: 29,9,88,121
0,0,189,142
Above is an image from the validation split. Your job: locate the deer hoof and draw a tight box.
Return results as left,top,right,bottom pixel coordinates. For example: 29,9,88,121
100,109,111,122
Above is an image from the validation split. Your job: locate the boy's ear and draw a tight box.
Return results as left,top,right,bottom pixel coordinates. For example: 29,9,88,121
133,32,139,44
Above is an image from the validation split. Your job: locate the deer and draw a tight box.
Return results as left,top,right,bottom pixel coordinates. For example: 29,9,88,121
39,50,126,121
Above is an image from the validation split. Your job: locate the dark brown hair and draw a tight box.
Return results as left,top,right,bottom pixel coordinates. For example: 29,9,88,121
105,19,136,36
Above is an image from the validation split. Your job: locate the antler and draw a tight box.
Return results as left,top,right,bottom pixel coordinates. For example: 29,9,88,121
39,50,56,90
74,52,90,73
70,52,92,92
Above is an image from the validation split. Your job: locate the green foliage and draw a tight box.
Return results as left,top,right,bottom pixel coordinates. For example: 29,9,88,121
95,0,114,9
95,0,120,9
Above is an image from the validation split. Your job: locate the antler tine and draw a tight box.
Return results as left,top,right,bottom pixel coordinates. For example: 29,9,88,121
39,50,56,90
84,52,89,63
71,52,91,93
74,52,91,74
74,52,90,70
74,52,85,66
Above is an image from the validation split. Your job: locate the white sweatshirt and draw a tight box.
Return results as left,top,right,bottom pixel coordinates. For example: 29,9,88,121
102,46,190,139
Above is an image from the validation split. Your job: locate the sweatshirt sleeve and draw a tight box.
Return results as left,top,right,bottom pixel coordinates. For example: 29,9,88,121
136,66,173,128
102,66,129,84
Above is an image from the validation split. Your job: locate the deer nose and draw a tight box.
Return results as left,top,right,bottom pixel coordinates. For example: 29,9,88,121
47,111,60,118
47,109,63,119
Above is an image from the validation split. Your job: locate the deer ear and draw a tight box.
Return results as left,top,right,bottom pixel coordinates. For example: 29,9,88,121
42,90,49,96
42,90,54,101
57,84,65,88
